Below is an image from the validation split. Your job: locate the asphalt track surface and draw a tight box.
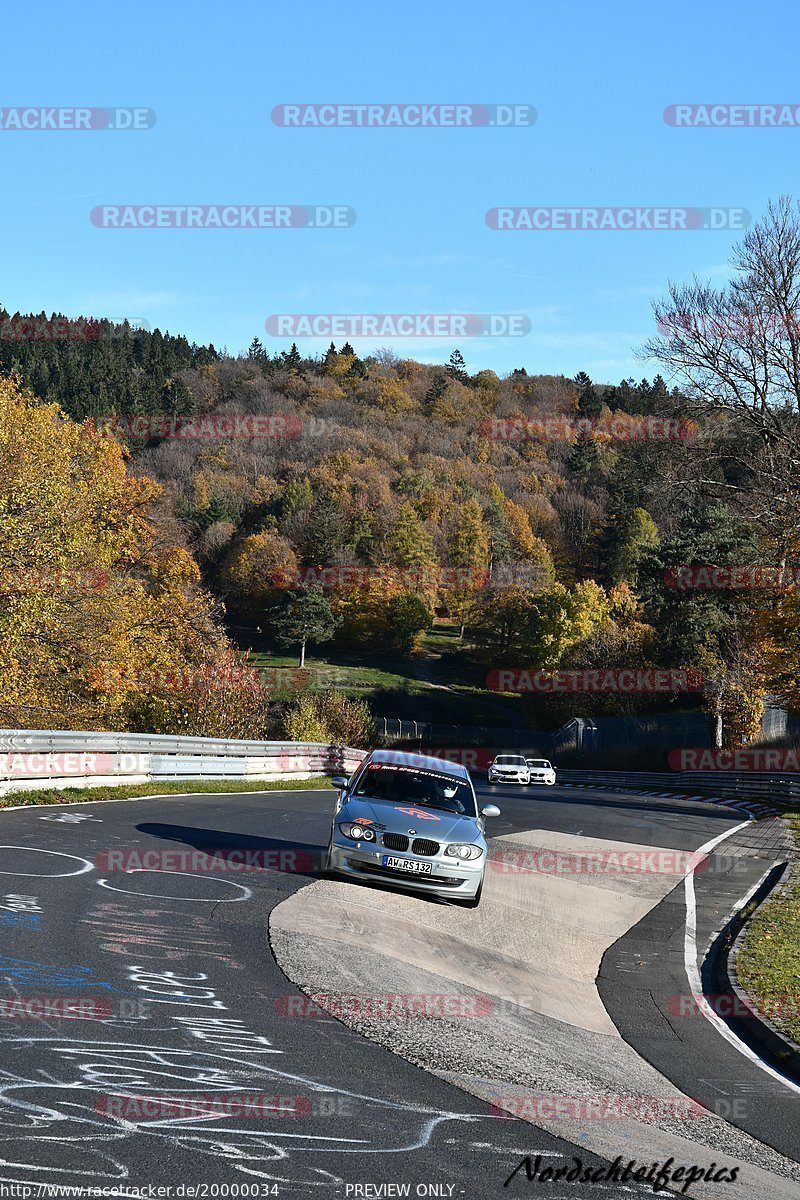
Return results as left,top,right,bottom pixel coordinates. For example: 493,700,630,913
0,779,796,1198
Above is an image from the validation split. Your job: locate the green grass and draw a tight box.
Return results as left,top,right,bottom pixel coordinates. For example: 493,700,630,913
735,800,800,1045
0,776,334,809
240,626,533,728
248,651,432,697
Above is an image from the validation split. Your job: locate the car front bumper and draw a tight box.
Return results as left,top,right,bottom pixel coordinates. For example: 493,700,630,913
328,839,484,899
488,772,529,784
529,774,556,784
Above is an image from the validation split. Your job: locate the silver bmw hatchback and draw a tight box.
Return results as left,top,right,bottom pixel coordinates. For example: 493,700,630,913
324,749,500,907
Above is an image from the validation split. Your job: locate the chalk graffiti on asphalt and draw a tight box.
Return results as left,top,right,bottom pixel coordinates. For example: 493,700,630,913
39,813,102,823
80,903,243,969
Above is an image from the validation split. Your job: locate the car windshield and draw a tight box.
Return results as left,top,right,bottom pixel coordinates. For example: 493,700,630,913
353,764,476,816
529,760,551,768
495,756,526,765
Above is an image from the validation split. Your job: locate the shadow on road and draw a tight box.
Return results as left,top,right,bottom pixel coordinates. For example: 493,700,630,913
136,821,324,879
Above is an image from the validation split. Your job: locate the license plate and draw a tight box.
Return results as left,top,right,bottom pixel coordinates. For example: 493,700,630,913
382,856,433,874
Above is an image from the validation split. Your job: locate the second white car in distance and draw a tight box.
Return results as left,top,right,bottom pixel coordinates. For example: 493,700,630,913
525,757,557,786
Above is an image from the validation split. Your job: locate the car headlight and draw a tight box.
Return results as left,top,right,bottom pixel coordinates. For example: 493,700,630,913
339,823,376,842
445,843,483,860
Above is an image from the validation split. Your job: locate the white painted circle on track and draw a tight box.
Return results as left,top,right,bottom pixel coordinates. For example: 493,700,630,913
0,846,94,877
98,869,251,902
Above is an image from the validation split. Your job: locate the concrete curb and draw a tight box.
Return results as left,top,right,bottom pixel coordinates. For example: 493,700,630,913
707,859,800,1082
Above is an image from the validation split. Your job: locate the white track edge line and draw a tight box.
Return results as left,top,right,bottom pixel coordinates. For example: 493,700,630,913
683,813,800,1097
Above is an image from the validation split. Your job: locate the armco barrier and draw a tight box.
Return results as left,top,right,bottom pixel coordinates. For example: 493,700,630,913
0,729,366,797
557,768,800,808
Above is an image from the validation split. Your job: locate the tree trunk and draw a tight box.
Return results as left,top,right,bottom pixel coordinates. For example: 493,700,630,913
713,711,723,750
299,639,306,668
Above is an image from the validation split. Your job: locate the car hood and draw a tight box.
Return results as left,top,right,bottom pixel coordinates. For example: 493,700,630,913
340,796,483,842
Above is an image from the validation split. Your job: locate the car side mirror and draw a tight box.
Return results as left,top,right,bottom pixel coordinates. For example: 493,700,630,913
481,804,501,817
330,775,349,790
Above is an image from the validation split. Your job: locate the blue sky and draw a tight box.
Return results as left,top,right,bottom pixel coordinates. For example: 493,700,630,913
1,0,797,383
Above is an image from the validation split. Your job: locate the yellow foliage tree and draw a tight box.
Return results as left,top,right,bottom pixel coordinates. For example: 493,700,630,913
219,531,300,618
0,375,230,730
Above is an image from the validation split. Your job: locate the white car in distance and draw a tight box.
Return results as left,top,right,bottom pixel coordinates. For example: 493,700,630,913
487,754,530,786
525,757,556,786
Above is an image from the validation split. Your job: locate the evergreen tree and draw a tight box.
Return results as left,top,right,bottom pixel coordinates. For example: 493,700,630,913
575,370,602,417
389,502,438,568
446,349,468,382
485,494,513,565
601,506,659,586
271,588,340,667
424,372,449,406
298,489,346,563
282,343,302,372
281,477,314,518
567,433,606,482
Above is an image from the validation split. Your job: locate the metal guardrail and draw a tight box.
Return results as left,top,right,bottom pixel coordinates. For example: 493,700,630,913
558,768,800,805
0,729,366,797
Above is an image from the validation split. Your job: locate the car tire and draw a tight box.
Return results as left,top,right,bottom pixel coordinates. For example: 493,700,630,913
460,880,483,909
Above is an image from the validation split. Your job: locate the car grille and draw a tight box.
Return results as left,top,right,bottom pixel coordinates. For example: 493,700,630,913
411,838,440,856
383,832,410,851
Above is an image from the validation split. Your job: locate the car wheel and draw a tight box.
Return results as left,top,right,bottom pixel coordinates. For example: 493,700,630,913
459,880,483,909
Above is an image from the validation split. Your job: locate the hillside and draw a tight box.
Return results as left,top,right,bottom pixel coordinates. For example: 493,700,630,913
1,313,797,744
